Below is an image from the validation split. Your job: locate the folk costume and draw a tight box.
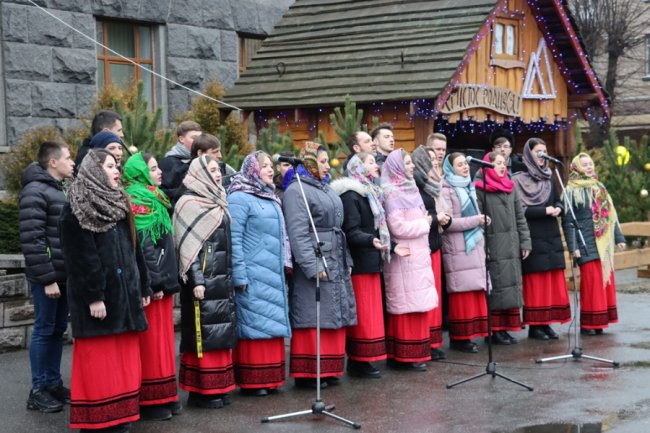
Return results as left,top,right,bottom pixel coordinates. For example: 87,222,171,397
123,153,180,417
331,154,389,377
173,156,236,408
563,153,624,333
513,142,571,339
381,149,437,367
60,150,151,431
227,151,292,394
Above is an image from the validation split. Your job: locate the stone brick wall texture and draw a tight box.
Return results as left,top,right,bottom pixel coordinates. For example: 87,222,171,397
0,0,293,146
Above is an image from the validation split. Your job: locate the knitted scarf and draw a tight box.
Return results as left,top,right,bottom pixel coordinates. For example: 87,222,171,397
443,155,482,254
513,142,552,207
565,152,620,285
228,151,292,268
122,153,173,247
68,150,130,233
347,154,391,262
173,156,229,282
475,152,514,193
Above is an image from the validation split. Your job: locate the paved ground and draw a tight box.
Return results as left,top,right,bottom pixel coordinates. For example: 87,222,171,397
2,270,650,433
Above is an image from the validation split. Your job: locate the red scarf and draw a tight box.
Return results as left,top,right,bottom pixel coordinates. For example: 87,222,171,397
474,153,514,193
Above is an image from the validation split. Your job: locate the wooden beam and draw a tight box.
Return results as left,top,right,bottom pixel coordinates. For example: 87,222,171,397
620,222,650,237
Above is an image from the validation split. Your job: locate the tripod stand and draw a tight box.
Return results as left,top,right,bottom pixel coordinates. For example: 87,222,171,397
261,164,361,429
447,163,533,391
535,164,619,367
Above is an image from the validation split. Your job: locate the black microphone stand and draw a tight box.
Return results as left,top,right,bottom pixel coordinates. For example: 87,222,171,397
447,164,533,391
535,162,619,367
261,163,361,429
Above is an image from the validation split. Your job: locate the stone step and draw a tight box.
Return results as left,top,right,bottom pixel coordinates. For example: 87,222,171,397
0,274,28,298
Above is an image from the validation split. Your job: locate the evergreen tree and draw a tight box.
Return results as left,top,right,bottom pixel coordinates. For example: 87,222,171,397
597,131,650,222
255,119,294,156
113,81,172,159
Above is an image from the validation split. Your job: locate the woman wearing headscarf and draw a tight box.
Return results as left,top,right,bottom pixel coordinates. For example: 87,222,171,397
441,152,489,353
513,138,570,340
411,145,452,360
227,151,291,396
60,150,151,433
382,149,438,371
331,152,389,378
475,152,531,345
283,141,356,389
563,152,625,335
173,154,236,409
122,153,180,420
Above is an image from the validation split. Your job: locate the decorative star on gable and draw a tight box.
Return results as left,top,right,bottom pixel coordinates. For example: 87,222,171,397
522,38,556,99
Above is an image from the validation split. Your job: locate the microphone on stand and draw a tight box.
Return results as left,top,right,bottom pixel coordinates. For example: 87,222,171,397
466,156,495,169
273,154,303,166
536,151,563,165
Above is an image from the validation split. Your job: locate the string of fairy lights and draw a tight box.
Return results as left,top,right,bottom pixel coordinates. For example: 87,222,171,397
250,0,608,140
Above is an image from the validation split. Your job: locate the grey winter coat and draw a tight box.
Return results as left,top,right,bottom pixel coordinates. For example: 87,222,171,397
477,189,532,310
283,174,357,329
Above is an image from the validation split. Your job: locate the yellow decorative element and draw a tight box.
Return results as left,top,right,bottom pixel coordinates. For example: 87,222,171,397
330,158,340,168
615,146,630,166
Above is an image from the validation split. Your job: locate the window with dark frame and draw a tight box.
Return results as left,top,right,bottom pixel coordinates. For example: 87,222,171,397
96,20,155,109
239,35,264,72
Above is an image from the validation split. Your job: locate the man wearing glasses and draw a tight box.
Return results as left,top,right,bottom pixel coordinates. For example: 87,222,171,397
492,136,527,177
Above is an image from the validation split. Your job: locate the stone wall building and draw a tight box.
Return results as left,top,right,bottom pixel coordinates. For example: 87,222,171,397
0,0,294,154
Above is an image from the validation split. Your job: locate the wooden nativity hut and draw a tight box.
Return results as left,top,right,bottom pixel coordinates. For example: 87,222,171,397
225,0,609,161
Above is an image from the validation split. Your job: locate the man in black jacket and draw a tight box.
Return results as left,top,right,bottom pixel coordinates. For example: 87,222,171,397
19,141,75,413
74,110,124,173
159,120,202,203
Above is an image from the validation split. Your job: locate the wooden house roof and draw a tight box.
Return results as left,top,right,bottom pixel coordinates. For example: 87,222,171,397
225,0,607,114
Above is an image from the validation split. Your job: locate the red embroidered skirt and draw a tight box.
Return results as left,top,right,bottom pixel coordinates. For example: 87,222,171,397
522,269,571,325
429,251,443,348
490,308,522,332
346,273,387,362
179,349,236,396
448,290,488,340
139,295,178,406
579,260,618,329
69,332,141,430
386,312,431,363
234,337,286,389
289,328,345,378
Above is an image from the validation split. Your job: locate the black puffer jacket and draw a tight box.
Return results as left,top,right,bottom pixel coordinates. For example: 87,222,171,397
59,205,151,338
331,177,382,275
139,232,180,295
520,182,566,274
180,214,236,353
19,163,67,286
159,154,190,207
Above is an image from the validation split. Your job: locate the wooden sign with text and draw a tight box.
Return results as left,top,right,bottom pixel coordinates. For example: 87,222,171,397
440,85,522,117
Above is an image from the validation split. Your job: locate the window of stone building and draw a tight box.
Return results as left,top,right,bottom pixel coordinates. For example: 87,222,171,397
97,20,155,109
239,35,265,72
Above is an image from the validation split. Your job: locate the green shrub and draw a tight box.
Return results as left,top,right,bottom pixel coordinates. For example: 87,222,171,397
0,200,20,254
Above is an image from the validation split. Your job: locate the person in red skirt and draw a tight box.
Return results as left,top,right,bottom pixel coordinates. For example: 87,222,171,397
60,150,151,433
123,153,181,420
563,152,626,335
476,152,531,345
227,151,292,396
513,138,571,340
381,149,438,371
441,152,489,353
332,152,392,378
283,141,357,389
173,153,237,409
412,145,452,360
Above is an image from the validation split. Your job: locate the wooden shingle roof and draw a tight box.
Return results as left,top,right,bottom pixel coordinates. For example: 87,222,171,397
225,0,498,109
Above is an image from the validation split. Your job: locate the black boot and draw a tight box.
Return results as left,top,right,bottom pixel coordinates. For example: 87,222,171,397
347,360,381,378
528,325,550,340
542,325,559,339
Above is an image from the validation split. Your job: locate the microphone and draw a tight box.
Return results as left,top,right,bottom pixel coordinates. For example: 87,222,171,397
272,154,303,165
536,151,562,164
465,156,495,168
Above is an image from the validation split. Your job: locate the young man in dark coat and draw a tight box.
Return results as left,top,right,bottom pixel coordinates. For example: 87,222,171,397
19,141,75,413
74,110,124,174
159,121,202,203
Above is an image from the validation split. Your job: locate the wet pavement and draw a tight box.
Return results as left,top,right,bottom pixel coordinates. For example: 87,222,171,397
3,269,650,433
